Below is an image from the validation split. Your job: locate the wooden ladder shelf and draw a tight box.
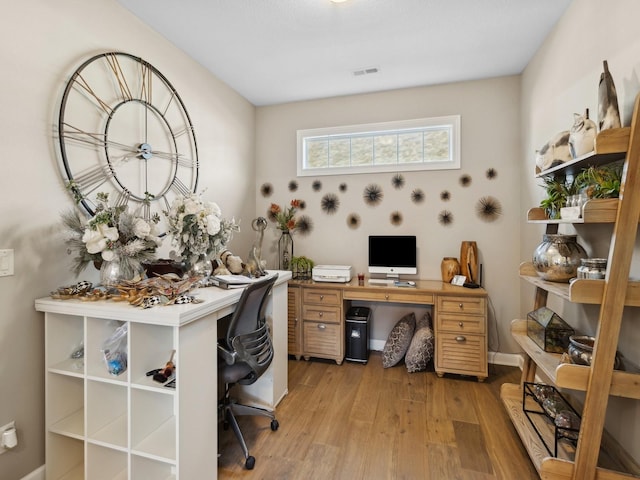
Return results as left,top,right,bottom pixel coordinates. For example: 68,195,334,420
503,93,640,480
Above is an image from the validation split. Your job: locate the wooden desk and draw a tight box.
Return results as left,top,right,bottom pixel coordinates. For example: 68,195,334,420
288,278,488,381
35,271,291,480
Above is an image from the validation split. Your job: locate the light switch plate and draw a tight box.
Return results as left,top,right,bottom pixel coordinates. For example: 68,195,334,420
0,249,14,277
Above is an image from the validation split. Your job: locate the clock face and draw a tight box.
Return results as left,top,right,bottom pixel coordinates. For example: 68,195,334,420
58,51,199,232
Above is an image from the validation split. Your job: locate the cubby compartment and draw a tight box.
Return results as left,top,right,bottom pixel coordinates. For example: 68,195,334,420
131,388,176,461
86,318,129,382
46,313,84,374
132,454,176,480
86,444,128,480
46,433,84,480
47,373,84,439
129,322,175,389
86,380,127,448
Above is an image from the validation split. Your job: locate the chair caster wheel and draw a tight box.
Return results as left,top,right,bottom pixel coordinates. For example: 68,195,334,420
245,456,255,470
271,419,279,431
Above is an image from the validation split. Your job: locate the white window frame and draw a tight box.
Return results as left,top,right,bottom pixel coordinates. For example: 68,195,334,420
297,115,460,177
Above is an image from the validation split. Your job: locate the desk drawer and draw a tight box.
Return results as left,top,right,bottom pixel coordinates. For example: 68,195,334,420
436,332,487,376
437,312,485,334
302,305,341,324
303,321,342,357
344,289,434,304
302,288,341,306
437,295,486,315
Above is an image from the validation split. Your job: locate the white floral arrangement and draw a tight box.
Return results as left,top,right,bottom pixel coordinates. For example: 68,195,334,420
62,192,161,277
164,193,239,267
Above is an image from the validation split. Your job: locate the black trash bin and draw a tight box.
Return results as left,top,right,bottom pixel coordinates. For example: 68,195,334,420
345,306,371,363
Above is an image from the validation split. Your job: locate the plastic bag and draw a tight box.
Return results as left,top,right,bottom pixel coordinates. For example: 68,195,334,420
102,323,128,376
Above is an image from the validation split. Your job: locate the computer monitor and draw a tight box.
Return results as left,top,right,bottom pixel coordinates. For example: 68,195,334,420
368,235,417,279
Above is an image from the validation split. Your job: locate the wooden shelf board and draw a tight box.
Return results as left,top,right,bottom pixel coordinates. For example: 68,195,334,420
501,383,640,478
511,319,562,383
535,128,628,178
132,416,177,463
528,198,622,224
88,413,127,448
501,383,571,472
58,464,84,480
519,262,640,306
50,408,84,439
512,319,640,398
48,358,84,377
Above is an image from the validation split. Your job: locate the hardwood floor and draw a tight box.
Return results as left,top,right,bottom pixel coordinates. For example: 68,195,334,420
218,353,539,479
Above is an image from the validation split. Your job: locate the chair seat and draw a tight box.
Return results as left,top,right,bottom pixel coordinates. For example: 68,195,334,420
220,362,253,384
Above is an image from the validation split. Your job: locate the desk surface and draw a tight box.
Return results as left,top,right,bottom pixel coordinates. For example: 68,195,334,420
36,271,291,326
290,277,487,299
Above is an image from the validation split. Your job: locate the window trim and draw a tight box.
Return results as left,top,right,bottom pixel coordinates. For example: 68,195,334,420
296,115,460,177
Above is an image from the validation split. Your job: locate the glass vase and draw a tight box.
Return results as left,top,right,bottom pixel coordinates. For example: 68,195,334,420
100,258,143,288
187,255,213,280
278,230,293,270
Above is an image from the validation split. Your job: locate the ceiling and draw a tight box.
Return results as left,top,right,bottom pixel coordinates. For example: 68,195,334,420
116,0,572,106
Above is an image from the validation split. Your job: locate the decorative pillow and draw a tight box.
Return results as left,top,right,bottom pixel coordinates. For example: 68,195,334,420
382,312,416,368
405,312,434,373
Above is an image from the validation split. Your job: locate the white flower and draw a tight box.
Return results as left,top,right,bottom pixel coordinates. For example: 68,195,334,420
82,229,108,254
82,224,118,254
101,249,116,261
206,215,221,235
183,196,201,215
208,201,222,217
133,218,151,238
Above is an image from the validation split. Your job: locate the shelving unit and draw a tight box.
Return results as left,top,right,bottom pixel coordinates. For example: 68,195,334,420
502,96,640,480
36,273,291,480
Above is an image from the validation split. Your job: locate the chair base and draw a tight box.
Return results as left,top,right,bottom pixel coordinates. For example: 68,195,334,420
220,397,279,470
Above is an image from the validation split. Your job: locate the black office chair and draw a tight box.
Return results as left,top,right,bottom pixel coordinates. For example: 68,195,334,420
218,274,279,470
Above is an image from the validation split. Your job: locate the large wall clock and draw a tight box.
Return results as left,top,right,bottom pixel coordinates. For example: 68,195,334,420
57,51,199,231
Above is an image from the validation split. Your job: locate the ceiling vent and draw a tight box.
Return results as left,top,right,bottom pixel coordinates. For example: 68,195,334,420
353,67,379,77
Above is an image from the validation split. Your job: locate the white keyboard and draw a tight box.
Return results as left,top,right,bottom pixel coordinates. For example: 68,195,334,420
367,279,396,285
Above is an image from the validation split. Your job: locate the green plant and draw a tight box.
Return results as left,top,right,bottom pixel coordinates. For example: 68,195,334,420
290,256,314,279
574,162,623,199
539,175,574,219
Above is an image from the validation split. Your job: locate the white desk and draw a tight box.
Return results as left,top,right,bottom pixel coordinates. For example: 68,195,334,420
35,271,291,480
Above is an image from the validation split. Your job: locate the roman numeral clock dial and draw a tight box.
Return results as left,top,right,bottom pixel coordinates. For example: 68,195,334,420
57,52,199,233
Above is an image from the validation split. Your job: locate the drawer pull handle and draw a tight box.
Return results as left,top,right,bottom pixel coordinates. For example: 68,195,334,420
319,312,324,317
455,335,466,342
458,303,464,309
458,322,464,327
318,324,326,330
385,294,390,300
320,295,324,300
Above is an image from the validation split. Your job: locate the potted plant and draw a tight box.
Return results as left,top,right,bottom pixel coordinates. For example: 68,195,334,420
539,175,574,220
573,162,623,199
290,256,314,280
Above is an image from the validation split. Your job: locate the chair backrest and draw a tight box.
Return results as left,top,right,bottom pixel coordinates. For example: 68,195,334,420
224,274,278,384
226,274,278,343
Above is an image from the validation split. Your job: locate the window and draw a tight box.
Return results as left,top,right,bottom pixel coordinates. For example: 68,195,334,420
297,115,460,177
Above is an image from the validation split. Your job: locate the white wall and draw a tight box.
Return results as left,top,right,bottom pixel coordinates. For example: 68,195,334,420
256,76,522,346
521,0,640,463
0,1,255,478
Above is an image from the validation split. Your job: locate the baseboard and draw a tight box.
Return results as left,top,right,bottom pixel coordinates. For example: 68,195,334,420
488,351,523,368
21,465,44,480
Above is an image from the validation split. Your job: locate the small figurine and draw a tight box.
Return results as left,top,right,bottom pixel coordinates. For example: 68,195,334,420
246,217,268,277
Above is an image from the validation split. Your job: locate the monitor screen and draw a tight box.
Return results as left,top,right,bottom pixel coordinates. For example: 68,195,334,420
368,235,417,277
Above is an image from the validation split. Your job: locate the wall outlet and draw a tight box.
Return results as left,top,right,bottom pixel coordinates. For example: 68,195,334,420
0,421,16,454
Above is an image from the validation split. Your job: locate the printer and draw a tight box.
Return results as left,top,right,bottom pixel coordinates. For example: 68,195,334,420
312,265,353,283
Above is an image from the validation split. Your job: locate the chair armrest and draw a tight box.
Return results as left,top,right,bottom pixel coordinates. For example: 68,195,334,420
217,342,237,365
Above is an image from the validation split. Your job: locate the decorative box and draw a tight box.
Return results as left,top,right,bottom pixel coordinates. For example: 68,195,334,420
527,307,574,353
